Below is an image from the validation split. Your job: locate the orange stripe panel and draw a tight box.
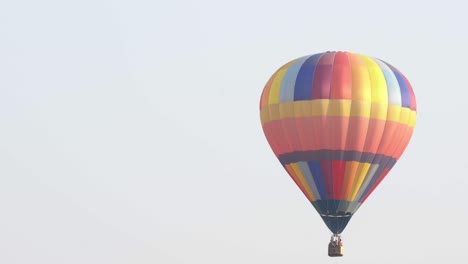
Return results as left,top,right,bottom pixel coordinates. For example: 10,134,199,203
342,161,360,200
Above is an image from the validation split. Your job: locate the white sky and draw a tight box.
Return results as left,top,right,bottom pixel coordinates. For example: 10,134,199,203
1,0,467,263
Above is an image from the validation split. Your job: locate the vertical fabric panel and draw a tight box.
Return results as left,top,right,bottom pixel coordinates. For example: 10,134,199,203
330,52,352,99
345,116,369,152
294,54,323,100
362,118,386,154
386,63,411,108
261,123,279,156
312,53,335,99
349,163,371,200
268,61,296,104
362,55,388,104
354,164,379,201
321,160,334,199
260,71,278,108
279,103,301,151
374,59,401,106
308,161,328,199
332,161,346,200
348,53,371,101
290,163,316,201
279,57,308,102
294,117,315,151
298,161,322,200
342,161,360,201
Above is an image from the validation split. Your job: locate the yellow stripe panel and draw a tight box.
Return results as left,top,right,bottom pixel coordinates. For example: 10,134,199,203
272,100,331,120
268,60,297,104
386,107,416,127
408,110,417,127
260,107,270,124
350,100,371,117
349,163,371,201
386,105,402,123
370,102,388,120
260,74,275,109
361,55,388,104
260,100,416,127
279,102,295,118
399,107,411,125
289,163,316,201
267,102,280,125
294,100,313,117
329,100,352,116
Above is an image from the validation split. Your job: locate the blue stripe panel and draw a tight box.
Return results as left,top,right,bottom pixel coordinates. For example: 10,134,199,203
374,59,401,106
279,56,310,102
293,54,323,101
308,161,328,199
298,161,322,200
385,63,410,108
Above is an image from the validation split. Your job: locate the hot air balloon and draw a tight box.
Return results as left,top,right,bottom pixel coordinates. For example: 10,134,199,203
259,51,416,257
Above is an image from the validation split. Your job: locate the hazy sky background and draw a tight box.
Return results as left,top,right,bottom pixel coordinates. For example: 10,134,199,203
1,0,467,263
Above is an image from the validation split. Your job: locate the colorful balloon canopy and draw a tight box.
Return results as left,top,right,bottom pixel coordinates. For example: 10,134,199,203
259,51,417,234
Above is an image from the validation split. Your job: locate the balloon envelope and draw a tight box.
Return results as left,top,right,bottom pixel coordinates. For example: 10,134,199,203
259,51,417,234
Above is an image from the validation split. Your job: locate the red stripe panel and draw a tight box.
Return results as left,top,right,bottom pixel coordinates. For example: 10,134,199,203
269,121,292,155
385,123,410,157
321,161,333,198
362,118,386,154
332,161,346,199
312,53,335,99
345,116,370,152
326,116,350,151
393,126,415,159
294,115,315,151
313,116,327,150
264,116,390,155
263,117,408,157
375,121,400,157
330,52,352,100
262,124,280,157
280,118,302,152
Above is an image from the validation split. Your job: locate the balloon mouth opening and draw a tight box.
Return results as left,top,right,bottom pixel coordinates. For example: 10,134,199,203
320,214,352,217
320,214,353,235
